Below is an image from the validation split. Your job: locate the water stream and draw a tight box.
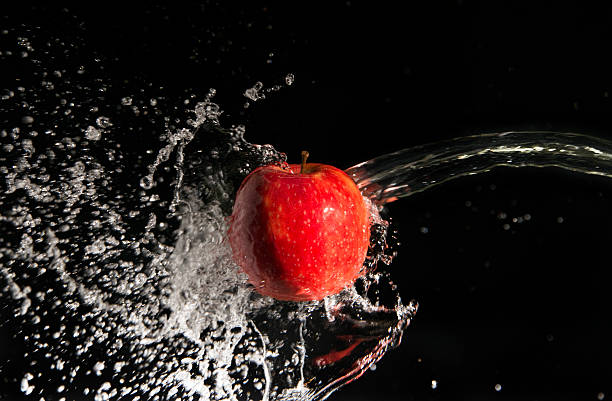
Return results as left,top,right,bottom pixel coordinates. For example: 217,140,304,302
347,131,612,205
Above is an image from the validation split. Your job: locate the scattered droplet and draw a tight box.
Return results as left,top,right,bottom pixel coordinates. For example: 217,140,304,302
285,73,295,86
85,125,101,141
140,175,153,189
244,81,265,101
93,361,105,376
96,116,112,128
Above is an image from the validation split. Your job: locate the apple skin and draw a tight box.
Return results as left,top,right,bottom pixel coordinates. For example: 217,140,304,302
228,163,371,301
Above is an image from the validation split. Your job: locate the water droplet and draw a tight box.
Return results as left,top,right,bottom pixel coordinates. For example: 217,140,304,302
244,81,266,101
93,361,105,376
285,73,295,86
96,116,112,128
140,175,153,189
20,373,34,395
145,213,157,230
85,238,106,255
85,126,101,141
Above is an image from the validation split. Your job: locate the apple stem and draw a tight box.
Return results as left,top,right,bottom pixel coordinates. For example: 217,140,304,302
300,151,309,174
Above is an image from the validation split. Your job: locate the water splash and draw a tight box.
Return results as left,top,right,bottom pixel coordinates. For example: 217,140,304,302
1,104,411,401
0,24,411,400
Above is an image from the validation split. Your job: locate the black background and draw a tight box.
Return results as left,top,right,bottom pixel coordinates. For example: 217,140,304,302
4,1,612,400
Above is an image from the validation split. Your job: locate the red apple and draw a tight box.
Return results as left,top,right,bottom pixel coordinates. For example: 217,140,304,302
228,153,371,301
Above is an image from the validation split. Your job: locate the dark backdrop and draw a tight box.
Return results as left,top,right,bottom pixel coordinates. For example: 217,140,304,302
4,2,612,400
